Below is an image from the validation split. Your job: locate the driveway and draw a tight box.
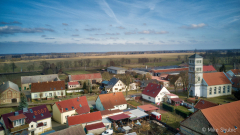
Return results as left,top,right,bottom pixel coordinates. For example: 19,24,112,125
52,120,67,131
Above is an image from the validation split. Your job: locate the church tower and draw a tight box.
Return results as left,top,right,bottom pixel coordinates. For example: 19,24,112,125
188,53,203,97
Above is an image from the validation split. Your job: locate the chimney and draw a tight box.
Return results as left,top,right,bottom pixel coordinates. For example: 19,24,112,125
38,81,39,83
47,81,48,83
52,80,53,82
61,108,63,113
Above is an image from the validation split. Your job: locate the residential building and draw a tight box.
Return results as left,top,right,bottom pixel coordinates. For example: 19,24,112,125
139,79,159,89
105,77,126,93
137,104,159,113
0,81,20,104
203,65,216,73
152,74,170,87
142,83,170,103
151,68,188,76
165,93,183,106
231,76,240,91
31,81,65,100
166,75,183,87
129,83,138,90
227,69,240,77
21,74,60,90
1,105,52,135
194,99,218,112
67,82,80,89
52,96,90,124
180,100,240,135
67,111,105,134
96,92,127,111
188,54,232,98
68,73,102,83
107,66,126,74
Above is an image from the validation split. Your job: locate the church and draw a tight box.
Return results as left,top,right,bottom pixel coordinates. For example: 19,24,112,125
188,54,232,98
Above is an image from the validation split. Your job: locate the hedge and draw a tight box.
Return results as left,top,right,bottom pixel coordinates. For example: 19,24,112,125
175,108,193,118
162,103,174,112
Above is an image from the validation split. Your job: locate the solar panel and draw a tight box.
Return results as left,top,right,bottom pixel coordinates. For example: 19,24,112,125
30,109,33,113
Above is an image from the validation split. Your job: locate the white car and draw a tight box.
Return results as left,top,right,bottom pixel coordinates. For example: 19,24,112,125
102,129,113,135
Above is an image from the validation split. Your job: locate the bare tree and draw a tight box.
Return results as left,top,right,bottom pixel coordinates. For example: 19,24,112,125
169,75,179,94
39,92,43,102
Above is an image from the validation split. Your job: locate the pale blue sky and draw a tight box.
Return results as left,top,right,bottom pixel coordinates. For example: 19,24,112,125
0,0,240,54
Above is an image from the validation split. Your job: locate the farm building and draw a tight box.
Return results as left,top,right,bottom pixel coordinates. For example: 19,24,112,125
68,73,102,83
67,81,80,89
107,66,126,74
0,81,20,104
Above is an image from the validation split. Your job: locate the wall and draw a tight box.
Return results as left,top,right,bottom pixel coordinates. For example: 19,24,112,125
96,97,105,111
206,84,232,98
0,88,20,104
87,127,105,134
31,90,65,100
21,83,30,90
68,84,80,89
154,87,170,103
81,120,102,129
61,110,76,124
112,80,126,92
52,104,61,124
142,94,155,103
112,104,127,110
28,118,52,134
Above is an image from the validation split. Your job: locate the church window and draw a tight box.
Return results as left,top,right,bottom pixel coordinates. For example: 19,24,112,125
223,86,225,93
209,88,212,95
214,87,216,94
218,87,221,93
196,68,201,72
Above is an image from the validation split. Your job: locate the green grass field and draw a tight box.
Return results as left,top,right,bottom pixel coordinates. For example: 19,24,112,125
161,112,184,128
127,100,142,107
202,95,237,104
65,70,94,75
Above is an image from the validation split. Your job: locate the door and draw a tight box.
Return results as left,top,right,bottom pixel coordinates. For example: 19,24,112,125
49,93,52,97
29,85,31,89
31,131,34,135
24,87,26,90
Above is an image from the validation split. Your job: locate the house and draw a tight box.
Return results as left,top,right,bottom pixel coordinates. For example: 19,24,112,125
137,104,159,113
0,124,4,135
203,65,216,73
165,93,183,106
152,74,170,87
1,105,52,135
180,100,240,135
67,82,80,89
107,66,126,74
47,125,86,135
129,83,138,90
100,80,109,89
52,96,90,124
166,75,183,87
21,74,60,90
68,73,102,83
139,79,159,89
142,83,170,103
67,111,105,134
194,99,218,112
105,77,126,93
0,81,20,104
188,54,232,98
226,69,240,78
96,92,127,111
31,81,65,100
151,68,188,76
231,76,240,91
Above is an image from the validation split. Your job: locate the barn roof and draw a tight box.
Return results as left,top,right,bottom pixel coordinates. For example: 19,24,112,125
69,73,102,82
0,81,19,93
31,81,65,93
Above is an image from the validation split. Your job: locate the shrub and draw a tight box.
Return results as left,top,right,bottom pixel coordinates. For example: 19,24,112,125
162,103,174,112
175,108,193,118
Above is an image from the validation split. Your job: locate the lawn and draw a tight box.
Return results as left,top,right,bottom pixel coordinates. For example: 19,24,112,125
202,95,237,104
161,112,184,129
0,72,42,86
123,90,142,96
173,91,188,100
58,74,68,81
65,70,96,75
173,105,190,112
127,100,142,107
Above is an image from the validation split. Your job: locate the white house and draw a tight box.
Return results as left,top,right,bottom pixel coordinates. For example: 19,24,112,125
105,77,126,93
188,54,232,98
107,66,126,74
52,96,90,124
129,83,138,90
142,83,170,103
31,81,65,100
1,105,52,135
96,92,127,111
67,82,80,89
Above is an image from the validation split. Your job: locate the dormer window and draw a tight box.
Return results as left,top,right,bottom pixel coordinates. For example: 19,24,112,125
9,113,26,127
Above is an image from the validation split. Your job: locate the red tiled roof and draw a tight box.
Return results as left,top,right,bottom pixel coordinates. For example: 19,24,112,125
85,122,105,131
152,68,188,73
142,83,163,98
70,73,102,81
201,100,240,135
137,104,159,111
68,82,79,85
8,113,26,121
171,98,183,102
194,99,218,110
2,105,51,129
67,111,102,126
232,76,240,88
31,81,65,93
48,125,86,135
98,92,127,110
203,65,216,72
108,113,130,121
231,69,240,75
203,72,231,86
100,109,123,116
54,96,90,114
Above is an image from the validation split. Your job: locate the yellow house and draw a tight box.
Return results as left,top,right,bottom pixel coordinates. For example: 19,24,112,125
52,96,90,124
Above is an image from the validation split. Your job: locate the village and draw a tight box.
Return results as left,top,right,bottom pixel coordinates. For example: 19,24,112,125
0,53,239,135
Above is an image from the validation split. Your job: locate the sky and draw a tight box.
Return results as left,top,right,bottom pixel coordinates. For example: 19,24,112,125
0,0,240,54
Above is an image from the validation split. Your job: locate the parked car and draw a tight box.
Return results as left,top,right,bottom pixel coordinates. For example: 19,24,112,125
102,129,113,135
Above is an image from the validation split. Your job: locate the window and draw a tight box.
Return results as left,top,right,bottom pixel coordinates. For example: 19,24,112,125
148,97,151,99
227,85,230,92
31,125,33,128
8,91,12,97
44,122,47,126
34,94,38,98
209,88,212,95
196,60,201,63
45,93,48,97
218,87,221,94
196,68,202,72
115,88,118,90
214,87,216,94
198,77,200,81
158,98,160,100
223,86,225,93
14,119,23,127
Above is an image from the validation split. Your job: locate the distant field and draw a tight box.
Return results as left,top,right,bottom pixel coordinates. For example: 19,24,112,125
0,72,42,86
65,70,95,75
